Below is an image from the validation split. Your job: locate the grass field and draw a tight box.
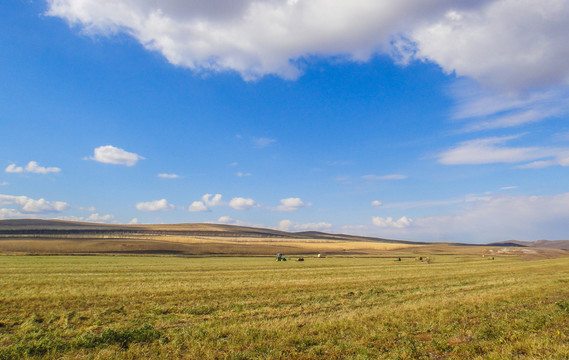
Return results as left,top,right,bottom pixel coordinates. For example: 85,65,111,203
1,255,569,359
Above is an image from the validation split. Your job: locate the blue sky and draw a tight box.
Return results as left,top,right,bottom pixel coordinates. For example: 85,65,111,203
1,0,569,242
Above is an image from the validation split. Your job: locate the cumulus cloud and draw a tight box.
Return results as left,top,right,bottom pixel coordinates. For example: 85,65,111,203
278,219,293,232
188,194,223,212
229,197,258,210
5,161,61,174
437,135,569,166
45,0,569,91
129,217,139,224
88,145,144,166
188,201,208,213
215,216,263,227
278,219,332,232
236,171,251,177
371,200,383,207
202,194,223,207
275,197,311,212
0,208,24,219
217,216,236,224
372,216,413,229
58,213,115,223
5,164,23,173
135,199,174,211
157,173,180,179
412,0,569,93
294,222,333,231
363,174,407,180
0,194,69,214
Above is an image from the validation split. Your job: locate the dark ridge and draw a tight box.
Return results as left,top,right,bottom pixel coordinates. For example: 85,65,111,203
487,242,528,247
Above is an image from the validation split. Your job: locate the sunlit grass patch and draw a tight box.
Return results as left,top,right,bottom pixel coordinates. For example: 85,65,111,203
1,255,569,358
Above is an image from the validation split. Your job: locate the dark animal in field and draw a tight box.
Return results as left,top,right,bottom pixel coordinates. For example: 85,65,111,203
298,258,304,261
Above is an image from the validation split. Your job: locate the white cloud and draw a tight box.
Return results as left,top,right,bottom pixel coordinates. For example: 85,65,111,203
0,208,24,219
5,164,23,173
202,193,223,207
46,0,569,92
135,199,174,211
278,219,332,231
157,173,180,179
56,213,115,223
129,217,139,224
371,200,383,207
79,206,97,212
294,222,332,231
0,194,69,214
0,182,8,186
362,193,569,242
88,145,144,166
500,186,518,191
437,135,569,166
381,194,491,209
215,216,262,227
217,216,235,224
278,219,293,231
188,194,223,212
5,161,61,174
86,213,115,222
363,174,407,180
236,171,251,177
188,201,208,212
412,0,569,93
275,197,311,212
229,162,239,167
253,137,276,148
229,197,258,210
372,216,413,229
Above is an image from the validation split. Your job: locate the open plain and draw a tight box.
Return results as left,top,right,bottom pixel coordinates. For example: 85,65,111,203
1,220,569,359
1,255,569,359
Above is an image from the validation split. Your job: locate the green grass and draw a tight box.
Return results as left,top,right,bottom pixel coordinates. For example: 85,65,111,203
1,255,568,359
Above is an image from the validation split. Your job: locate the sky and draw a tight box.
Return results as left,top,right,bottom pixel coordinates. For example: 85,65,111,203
1,0,569,243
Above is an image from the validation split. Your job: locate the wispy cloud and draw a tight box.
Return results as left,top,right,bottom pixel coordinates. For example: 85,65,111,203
437,134,569,167
362,174,407,180
157,173,180,179
370,193,569,242
252,137,276,148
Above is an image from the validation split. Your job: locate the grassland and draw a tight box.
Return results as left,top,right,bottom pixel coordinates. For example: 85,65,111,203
1,255,569,359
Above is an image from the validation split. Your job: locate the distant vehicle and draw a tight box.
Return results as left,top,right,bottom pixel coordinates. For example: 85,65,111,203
276,253,287,261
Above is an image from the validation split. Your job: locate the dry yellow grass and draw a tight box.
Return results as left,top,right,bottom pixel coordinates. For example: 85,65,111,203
1,255,569,359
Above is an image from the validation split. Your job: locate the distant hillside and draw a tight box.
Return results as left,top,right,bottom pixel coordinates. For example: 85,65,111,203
489,239,569,250
1,219,568,257
0,219,401,242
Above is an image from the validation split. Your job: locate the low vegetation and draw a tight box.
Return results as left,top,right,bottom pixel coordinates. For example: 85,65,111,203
1,255,568,359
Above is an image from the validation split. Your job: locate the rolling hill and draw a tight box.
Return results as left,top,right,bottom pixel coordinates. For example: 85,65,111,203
1,219,567,258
